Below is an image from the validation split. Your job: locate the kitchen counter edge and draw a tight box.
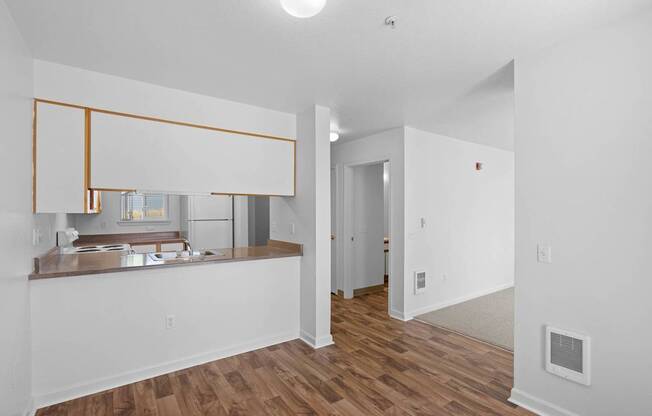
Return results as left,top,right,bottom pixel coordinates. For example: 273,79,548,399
29,240,302,280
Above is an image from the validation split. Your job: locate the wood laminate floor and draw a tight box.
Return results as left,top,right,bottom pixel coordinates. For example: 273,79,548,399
37,290,532,415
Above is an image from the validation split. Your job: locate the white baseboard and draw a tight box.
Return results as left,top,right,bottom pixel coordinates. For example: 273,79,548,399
509,388,579,416
389,309,412,322
300,329,334,349
23,398,36,416
408,282,514,318
32,330,299,411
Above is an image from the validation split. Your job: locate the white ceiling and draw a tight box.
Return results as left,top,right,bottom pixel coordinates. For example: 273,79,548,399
6,0,652,149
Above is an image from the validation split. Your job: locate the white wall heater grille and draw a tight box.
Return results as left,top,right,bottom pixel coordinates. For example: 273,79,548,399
414,271,426,294
545,326,591,386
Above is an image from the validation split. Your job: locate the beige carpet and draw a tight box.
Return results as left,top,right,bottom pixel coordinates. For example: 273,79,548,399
416,288,514,350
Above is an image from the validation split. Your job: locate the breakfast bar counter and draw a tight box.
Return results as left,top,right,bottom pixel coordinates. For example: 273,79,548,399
30,240,302,280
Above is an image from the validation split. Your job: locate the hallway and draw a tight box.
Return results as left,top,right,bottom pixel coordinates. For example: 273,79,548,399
37,291,531,415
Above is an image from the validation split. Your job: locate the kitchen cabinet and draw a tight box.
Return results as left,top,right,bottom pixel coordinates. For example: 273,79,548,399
33,99,295,208
33,101,101,213
89,111,295,196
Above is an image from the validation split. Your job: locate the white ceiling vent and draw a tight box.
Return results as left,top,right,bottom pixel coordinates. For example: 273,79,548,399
414,271,426,295
546,326,591,386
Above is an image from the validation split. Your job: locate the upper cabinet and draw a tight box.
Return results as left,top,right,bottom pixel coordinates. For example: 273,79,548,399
90,111,295,196
33,100,295,213
33,101,100,214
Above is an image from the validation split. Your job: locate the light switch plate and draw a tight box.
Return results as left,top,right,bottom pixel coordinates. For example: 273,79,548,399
538,244,552,264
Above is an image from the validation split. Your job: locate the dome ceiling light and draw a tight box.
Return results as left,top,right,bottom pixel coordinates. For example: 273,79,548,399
330,132,340,142
280,0,327,18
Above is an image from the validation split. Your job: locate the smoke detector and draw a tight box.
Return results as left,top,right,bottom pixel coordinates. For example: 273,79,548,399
385,16,397,28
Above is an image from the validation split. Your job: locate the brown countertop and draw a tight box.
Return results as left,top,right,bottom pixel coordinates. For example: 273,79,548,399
30,240,302,280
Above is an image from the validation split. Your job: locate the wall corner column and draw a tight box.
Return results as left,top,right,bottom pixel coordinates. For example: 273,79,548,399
269,104,332,348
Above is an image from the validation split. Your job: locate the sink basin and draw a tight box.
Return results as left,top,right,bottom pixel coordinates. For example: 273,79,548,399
148,250,221,261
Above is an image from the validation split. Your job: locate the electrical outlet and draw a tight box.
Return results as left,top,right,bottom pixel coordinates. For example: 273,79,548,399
442,273,448,281
166,315,176,329
290,223,295,235
537,244,552,264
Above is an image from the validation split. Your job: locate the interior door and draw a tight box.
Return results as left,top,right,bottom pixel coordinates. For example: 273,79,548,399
331,168,337,294
352,164,385,291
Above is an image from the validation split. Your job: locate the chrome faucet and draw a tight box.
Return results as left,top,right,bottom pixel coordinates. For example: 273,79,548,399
183,239,193,253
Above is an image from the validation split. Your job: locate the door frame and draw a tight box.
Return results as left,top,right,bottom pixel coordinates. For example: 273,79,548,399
334,157,391,313
330,166,338,294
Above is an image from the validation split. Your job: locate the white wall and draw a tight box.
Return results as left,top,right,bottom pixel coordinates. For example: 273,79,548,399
0,3,59,415
332,127,514,320
34,60,295,139
426,62,515,151
512,11,652,416
73,192,181,235
352,163,385,290
30,257,300,408
331,128,406,318
403,127,514,317
269,105,332,348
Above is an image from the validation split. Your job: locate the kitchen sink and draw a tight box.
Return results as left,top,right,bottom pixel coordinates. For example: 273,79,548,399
148,250,221,261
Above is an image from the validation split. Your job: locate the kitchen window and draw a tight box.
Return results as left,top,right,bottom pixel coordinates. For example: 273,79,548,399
120,192,169,222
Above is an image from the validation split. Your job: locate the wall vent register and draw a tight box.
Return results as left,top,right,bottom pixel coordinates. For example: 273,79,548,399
414,271,426,294
545,326,591,386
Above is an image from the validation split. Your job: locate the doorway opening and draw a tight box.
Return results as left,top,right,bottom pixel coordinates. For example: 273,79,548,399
332,159,391,314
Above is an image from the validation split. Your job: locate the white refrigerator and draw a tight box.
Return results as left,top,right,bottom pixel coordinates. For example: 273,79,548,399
182,195,233,250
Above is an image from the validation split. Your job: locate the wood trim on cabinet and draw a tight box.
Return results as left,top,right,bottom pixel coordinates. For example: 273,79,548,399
83,109,91,213
33,99,87,110
34,98,298,198
90,188,137,193
34,98,295,142
33,99,102,214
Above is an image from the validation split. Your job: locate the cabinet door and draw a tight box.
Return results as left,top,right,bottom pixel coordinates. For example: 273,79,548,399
90,111,295,196
35,102,86,213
